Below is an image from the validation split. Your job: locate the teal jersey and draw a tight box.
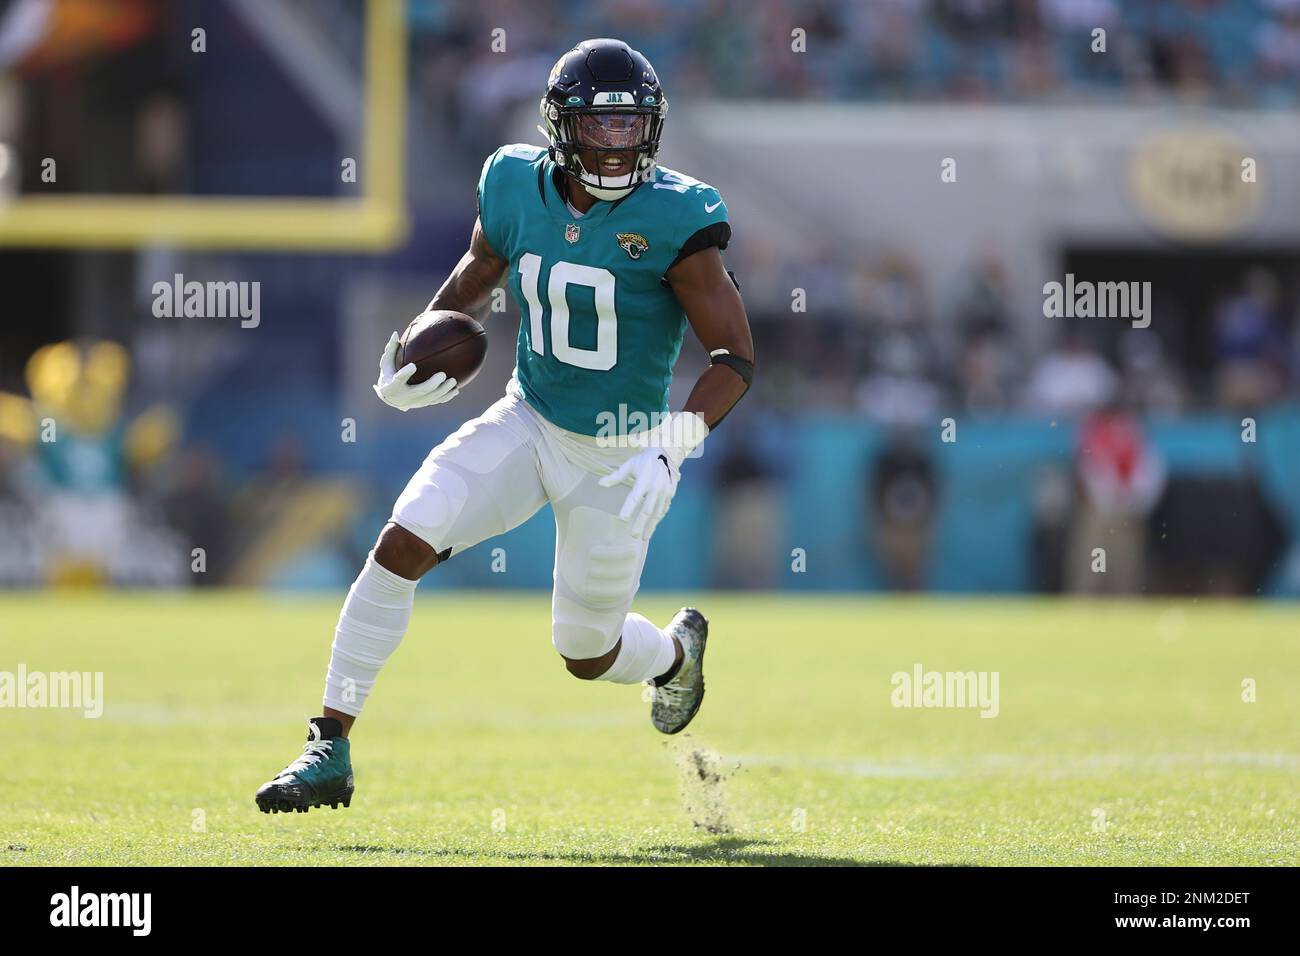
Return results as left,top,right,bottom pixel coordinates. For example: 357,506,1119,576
477,143,730,437
36,426,126,493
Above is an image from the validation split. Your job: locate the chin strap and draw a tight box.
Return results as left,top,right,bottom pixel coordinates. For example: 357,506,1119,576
564,150,654,201
576,160,641,200
579,179,637,201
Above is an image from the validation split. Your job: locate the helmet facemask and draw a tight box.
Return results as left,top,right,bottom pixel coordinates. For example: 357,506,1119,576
541,100,666,201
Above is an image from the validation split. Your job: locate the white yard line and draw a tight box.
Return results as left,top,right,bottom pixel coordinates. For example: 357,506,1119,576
729,751,1300,778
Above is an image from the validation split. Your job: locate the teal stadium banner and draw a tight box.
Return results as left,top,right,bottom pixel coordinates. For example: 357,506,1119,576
186,394,1300,596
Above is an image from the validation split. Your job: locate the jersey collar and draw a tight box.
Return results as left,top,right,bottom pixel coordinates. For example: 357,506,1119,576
539,160,642,226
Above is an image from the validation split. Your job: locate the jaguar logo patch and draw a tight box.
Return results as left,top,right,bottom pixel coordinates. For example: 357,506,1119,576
617,232,650,260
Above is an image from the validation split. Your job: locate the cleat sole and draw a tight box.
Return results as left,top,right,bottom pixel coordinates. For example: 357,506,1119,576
255,786,354,816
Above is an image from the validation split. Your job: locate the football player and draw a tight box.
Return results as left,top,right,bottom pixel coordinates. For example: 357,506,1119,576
256,38,753,813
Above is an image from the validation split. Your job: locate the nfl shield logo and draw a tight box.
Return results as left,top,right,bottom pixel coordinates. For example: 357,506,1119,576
565,223,580,244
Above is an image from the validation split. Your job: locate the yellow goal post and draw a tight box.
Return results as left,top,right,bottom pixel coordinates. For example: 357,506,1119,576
0,0,407,251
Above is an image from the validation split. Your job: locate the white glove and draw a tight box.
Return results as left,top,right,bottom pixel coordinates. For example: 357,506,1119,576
598,411,708,540
600,446,681,540
372,331,459,411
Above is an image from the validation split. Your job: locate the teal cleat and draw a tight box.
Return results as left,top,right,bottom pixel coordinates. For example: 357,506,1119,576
255,718,354,814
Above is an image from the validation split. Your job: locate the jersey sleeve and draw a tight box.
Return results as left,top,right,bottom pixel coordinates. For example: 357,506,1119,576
476,147,507,258
478,143,548,260
667,180,732,273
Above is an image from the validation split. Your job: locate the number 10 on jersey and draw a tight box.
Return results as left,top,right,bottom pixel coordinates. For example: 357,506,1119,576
518,253,618,371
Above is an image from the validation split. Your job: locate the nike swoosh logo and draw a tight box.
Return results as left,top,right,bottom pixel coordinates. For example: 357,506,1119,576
704,199,722,213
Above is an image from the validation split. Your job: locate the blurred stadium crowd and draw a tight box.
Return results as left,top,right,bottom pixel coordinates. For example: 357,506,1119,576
407,0,1300,417
0,0,1297,595
410,0,1300,109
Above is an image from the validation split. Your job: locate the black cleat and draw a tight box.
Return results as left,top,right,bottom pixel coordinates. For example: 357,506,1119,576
255,718,355,814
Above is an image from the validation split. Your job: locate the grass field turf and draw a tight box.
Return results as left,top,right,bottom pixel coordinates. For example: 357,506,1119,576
1,592,1297,866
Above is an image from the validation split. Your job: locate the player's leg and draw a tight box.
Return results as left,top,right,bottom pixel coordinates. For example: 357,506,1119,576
316,521,442,739
547,472,709,734
255,397,546,813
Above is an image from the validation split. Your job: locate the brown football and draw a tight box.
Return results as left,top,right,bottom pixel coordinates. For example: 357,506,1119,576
398,310,488,387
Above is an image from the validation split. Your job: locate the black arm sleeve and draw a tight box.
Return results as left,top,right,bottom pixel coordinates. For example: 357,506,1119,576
663,221,732,279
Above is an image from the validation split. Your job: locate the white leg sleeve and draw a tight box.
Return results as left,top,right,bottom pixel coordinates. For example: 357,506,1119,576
596,612,676,684
322,553,417,716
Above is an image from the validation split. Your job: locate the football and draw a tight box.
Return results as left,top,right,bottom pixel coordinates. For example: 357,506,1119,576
398,310,488,386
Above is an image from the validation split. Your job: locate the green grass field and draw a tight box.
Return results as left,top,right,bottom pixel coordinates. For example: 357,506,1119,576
2,592,1297,866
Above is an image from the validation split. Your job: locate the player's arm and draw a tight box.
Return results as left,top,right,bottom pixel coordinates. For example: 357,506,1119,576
667,245,754,428
375,218,507,413
600,245,754,539
425,216,509,321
